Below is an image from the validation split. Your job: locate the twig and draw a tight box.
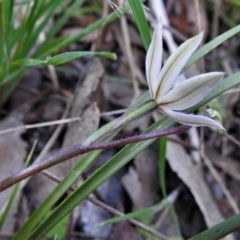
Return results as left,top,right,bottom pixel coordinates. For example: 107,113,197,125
203,153,239,214
0,117,81,135
18,102,72,192
0,125,191,192
222,130,240,148
42,170,171,240
119,0,140,101
194,0,205,73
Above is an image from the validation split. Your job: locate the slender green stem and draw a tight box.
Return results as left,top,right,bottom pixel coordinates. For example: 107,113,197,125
84,100,157,144
188,212,240,240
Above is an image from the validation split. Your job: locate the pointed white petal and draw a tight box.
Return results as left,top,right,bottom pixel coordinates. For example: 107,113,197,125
158,72,225,110
161,108,225,130
155,32,204,100
146,21,163,98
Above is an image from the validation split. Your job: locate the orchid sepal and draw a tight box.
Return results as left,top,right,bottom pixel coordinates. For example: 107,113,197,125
161,108,225,130
146,21,225,130
157,72,225,111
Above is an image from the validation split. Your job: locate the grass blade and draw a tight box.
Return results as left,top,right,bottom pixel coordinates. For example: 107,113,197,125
11,51,116,67
95,200,168,227
41,0,85,45
159,136,167,197
34,2,132,58
128,0,151,50
183,24,240,72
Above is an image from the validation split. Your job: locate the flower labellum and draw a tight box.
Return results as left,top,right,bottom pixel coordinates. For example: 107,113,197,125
146,21,225,130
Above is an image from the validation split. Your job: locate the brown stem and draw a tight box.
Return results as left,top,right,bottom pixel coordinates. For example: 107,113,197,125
0,125,191,192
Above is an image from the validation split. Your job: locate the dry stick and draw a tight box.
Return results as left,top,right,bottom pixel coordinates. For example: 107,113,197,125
0,125,191,192
194,0,205,73
42,170,171,240
0,117,81,135
19,102,72,193
203,153,239,214
119,0,140,101
222,131,240,148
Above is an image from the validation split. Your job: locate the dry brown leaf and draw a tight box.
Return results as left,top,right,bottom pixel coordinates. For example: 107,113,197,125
103,81,134,108
166,135,224,227
121,167,141,207
0,117,27,234
133,149,160,209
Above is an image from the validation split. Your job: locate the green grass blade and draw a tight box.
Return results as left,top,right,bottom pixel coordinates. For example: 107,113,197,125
128,0,151,50
3,0,13,57
14,0,61,59
183,24,240,72
34,2,132,58
159,136,167,197
12,150,103,240
0,2,5,65
25,72,240,240
11,52,116,67
6,8,29,52
45,52,116,65
42,0,85,44
95,200,168,228
0,68,25,105
14,0,34,5
188,212,240,240
12,59,45,67
24,0,44,32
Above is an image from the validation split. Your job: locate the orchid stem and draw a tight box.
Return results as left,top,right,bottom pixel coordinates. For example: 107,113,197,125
0,125,191,192
84,100,157,144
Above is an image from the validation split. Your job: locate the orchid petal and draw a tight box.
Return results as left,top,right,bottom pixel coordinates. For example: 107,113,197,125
155,32,204,99
161,108,225,130
158,72,224,110
146,21,163,98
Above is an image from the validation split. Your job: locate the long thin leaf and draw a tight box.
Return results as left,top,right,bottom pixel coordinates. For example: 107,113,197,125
128,0,151,50
159,136,167,197
188,212,240,240
0,2,5,65
42,0,85,46
95,200,169,227
34,2,133,58
11,51,116,67
14,0,62,59
182,24,240,72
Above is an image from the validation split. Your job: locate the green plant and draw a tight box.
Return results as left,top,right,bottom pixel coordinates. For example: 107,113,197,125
0,0,121,105
1,1,240,239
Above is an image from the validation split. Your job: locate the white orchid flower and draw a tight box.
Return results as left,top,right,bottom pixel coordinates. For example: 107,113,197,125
146,22,225,130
